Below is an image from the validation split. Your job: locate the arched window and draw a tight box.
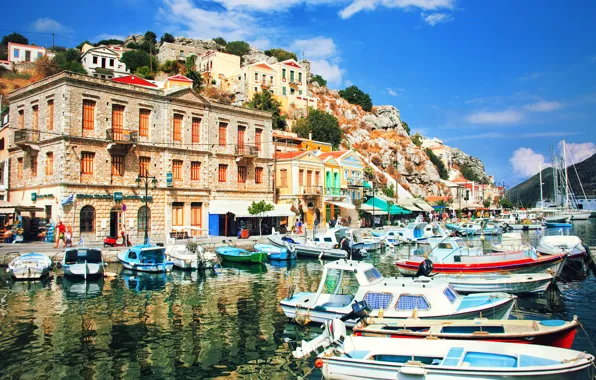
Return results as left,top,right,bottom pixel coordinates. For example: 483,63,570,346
138,206,151,232
80,205,95,233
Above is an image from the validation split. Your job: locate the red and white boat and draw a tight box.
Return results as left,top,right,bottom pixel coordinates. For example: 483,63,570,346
352,316,579,349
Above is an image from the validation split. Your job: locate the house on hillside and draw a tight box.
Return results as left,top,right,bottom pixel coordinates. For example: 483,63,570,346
7,43,50,64
157,42,205,64
81,46,129,79
198,50,240,89
272,130,332,153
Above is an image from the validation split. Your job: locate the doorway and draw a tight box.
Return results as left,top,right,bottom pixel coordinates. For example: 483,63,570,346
110,206,122,237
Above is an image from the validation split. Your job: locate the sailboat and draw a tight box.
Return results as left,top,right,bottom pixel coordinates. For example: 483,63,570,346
551,142,592,221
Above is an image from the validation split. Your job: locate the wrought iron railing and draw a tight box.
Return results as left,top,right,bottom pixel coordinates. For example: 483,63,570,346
235,144,258,156
14,129,39,144
106,128,138,143
301,186,323,195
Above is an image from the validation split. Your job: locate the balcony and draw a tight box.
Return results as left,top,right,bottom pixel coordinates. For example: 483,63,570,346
325,187,342,196
235,144,258,158
301,186,322,195
324,187,348,201
106,128,137,155
347,177,364,187
261,81,272,88
14,129,40,151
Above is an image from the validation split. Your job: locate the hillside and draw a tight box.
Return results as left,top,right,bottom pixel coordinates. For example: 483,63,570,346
506,153,596,207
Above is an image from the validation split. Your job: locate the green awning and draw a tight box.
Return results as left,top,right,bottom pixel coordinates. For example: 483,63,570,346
363,181,372,189
364,196,411,215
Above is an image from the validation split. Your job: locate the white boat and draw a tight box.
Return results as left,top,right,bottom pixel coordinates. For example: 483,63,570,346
569,210,591,220
314,227,369,251
384,222,442,244
166,245,218,269
62,248,105,279
536,235,586,262
280,260,516,327
293,317,594,379
435,272,554,294
490,232,530,252
7,253,53,280
268,235,348,259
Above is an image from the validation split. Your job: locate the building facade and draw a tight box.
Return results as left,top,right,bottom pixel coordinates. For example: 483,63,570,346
157,42,205,64
7,43,48,64
80,46,130,79
7,71,273,242
272,130,332,154
198,50,241,88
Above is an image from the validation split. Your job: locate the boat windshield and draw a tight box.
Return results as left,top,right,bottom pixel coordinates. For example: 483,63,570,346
323,269,359,296
139,249,166,264
363,268,383,283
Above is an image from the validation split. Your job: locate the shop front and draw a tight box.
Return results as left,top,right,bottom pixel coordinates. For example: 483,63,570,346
208,200,296,236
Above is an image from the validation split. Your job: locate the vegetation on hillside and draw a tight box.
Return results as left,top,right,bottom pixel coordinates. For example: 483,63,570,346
226,41,250,57
310,74,327,87
161,33,176,44
402,120,410,135
213,37,227,46
121,50,158,74
264,48,297,61
245,90,286,129
293,108,342,149
1,32,30,60
339,85,372,112
425,148,448,180
410,132,423,147
460,164,488,184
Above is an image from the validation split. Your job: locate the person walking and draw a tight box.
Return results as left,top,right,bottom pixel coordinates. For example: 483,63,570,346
54,221,67,248
313,214,320,235
297,218,303,234
120,224,128,246
65,225,73,247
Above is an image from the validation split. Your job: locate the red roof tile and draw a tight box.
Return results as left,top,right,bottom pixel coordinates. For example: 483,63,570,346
112,75,158,88
318,151,347,160
167,75,193,82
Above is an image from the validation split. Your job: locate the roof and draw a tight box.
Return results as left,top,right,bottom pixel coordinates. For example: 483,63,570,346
451,176,469,183
167,75,193,83
425,196,450,204
275,151,308,160
318,151,348,160
7,42,46,50
112,75,159,88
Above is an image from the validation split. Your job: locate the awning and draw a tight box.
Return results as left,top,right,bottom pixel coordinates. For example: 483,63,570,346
365,196,411,215
326,200,356,210
455,202,485,210
0,201,44,214
360,203,388,215
414,200,434,212
208,200,296,218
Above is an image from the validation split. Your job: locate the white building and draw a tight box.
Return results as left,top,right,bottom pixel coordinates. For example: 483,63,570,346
8,43,47,63
80,46,130,79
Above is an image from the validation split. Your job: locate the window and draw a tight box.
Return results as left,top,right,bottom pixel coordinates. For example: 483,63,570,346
173,114,183,142
191,203,202,233
238,165,247,183
172,160,183,180
237,126,245,151
92,56,98,64
45,152,53,176
218,164,227,182
81,152,94,174
112,105,125,139
363,292,393,310
138,206,151,232
32,105,39,130
290,70,295,82
298,72,302,83
14,49,19,58
172,202,184,226
299,90,302,95
192,117,201,143
255,167,263,184
270,75,274,84
109,59,114,67
0,138,4,150
191,161,201,180
80,205,95,233
31,156,38,177
255,128,262,152
171,49,175,57
139,156,150,176
17,158,23,179
299,169,304,186
395,295,430,311
364,268,383,282
307,170,312,186
47,100,54,130
139,109,150,137
444,287,457,303
112,156,124,176
180,50,185,58
18,110,24,129
254,72,258,82
282,68,286,79
280,169,288,187
282,86,287,95
82,100,95,130
290,88,295,95
219,122,227,146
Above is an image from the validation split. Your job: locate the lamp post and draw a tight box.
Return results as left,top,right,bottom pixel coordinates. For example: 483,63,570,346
136,172,158,245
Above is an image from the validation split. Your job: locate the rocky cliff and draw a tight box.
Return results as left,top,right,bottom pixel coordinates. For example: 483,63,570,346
446,147,490,183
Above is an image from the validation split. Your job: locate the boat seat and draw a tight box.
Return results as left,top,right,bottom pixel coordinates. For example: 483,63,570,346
440,347,464,367
320,302,350,308
518,354,559,367
346,350,370,360
463,352,517,368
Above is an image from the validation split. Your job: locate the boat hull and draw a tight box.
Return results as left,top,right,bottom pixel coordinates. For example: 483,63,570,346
443,275,553,294
294,246,348,260
63,263,104,279
120,261,174,272
9,266,50,280
217,250,268,263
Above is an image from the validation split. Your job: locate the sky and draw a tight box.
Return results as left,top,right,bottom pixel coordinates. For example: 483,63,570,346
2,0,596,187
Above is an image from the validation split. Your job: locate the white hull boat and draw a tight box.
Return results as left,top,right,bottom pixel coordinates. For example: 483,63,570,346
435,273,554,294
268,235,348,259
536,235,586,261
280,260,516,327
293,318,594,380
117,244,174,273
570,211,591,220
166,245,218,269
63,248,104,279
7,253,53,280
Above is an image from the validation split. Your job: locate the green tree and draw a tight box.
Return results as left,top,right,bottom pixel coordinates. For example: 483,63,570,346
96,39,124,46
245,90,286,130
460,164,487,184
134,66,154,79
382,185,395,198
339,85,372,112
483,199,491,208
410,132,423,147
121,50,157,73
310,74,327,87
434,199,450,208
293,108,342,149
160,59,180,75
500,198,514,209
247,200,275,236
264,48,297,61
402,120,410,135
226,41,250,57
425,148,448,180
76,40,93,50
53,49,87,74
1,32,29,46
292,117,310,138
161,33,176,43
213,37,227,46
144,31,157,45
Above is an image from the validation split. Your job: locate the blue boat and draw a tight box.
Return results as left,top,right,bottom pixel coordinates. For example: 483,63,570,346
545,222,573,228
117,244,174,273
253,243,297,260
215,246,268,263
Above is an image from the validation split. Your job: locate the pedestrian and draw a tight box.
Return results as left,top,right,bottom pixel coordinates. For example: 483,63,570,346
65,225,73,247
54,221,67,248
329,216,336,228
120,223,127,246
314,214,320,235
294,218,300,234
297,218,303,234
348,215,352,227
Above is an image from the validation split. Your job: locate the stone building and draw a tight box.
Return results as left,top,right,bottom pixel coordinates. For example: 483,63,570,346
7,71,274,242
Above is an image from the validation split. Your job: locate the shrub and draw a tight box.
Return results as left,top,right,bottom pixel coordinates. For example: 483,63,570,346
293,108,342,148
310,74,327,87
121,50,158,73
410,132,423,147
161,33,176,44
226,41,250,57
264,48,297,62
425,148,448,180
134,66,154,79
213,37,227,46
339,85,372,112
402,120,410,135
160,60,180,75
245,90,286,130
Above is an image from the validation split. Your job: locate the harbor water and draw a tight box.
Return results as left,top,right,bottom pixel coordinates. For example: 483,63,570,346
1,220,595,379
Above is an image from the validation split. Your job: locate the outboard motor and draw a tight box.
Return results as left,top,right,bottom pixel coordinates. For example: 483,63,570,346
340,300,372,322
415,258,434,277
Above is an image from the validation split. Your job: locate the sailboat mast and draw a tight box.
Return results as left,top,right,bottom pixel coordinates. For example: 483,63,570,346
539,161,543,209
551,145,558,206
563,140,570,210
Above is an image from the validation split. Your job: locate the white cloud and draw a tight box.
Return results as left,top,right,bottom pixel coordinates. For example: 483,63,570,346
248,38,271,50
94,33,126,42
509,148,551,177
421,12,453,26
30,18,72,34
291,37,337,60
387,88,405,96
559,141,596,164
339,0,455,19
466,110,524,125
523,100,562,112
310,59,344,87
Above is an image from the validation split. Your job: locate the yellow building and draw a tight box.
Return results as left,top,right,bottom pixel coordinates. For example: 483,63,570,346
275,151,325,227
163,75,193,90
198,50,241,88
272,130,332,153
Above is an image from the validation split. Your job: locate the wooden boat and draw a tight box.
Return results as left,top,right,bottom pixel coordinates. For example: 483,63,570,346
253,243,296,260
434,272,554,294
268,235,348,259
117,244,174,272
293,318,594,379
215,246,267,263
62,248,104,279
166,245,218,269
352,316,579,349
280,260,516,327
7,253,53,280
396,250,567,276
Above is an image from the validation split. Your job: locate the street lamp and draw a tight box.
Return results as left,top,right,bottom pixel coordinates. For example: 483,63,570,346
136,172,158,245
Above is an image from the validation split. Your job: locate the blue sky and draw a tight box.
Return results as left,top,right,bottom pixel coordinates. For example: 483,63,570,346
3,0,596,186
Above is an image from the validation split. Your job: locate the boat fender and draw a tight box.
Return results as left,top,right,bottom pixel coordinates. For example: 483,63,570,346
415,259,434,277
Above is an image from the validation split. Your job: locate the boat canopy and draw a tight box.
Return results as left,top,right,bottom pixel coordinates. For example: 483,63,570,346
364,197,411,215
65,248,102,263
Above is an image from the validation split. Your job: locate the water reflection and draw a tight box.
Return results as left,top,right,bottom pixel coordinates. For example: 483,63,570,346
60,276,104,298
121,269,168,292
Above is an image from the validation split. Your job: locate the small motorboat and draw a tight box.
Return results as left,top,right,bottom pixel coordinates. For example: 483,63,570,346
434,272,554,294
445,222,481,236
280,260,516,327
253,243,296,260
62,247,104,279
117,244,174,272
7,253,53,280
215,246,267,263
268,235,348,260
490,232,530,252
293,315,594,379
545,222,573,228
353,316,579,349
166,245,218,269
